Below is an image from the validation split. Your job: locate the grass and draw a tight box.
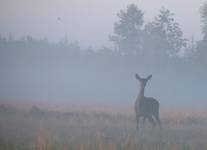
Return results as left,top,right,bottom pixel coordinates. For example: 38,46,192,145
1,104,207,150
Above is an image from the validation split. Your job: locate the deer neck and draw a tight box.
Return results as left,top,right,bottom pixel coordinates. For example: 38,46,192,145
137,86,145,101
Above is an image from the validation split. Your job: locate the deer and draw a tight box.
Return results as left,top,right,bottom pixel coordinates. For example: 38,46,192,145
134,74,161,132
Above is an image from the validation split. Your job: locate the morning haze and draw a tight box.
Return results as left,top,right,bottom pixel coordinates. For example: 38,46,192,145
1,0,207,149
0,0,206,109
0,0,203,48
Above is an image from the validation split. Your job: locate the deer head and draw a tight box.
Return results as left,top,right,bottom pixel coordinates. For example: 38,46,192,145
135,74,152,88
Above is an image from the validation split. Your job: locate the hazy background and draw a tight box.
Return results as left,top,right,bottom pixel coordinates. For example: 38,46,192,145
0,0,207,110
0,0,203,48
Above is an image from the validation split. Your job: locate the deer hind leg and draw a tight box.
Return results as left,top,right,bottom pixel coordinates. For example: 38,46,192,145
154,113,162,129
136,114,140,131
148,116,156,128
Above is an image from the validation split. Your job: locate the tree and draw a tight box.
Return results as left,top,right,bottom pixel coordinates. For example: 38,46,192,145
192,1,207,67
110,4,144,55
200,1,207,40
144,8,187,57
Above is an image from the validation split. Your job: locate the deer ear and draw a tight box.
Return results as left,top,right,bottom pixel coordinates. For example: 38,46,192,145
135,74,141,80
147,74,152,80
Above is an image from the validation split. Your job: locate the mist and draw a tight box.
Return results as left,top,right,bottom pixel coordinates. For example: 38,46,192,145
0,0,203,48
0,36,206,109
0,0,207,110
1,1,207,149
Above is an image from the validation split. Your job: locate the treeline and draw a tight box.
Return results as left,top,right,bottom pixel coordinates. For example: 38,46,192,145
1,3,207,72
108,3,207,71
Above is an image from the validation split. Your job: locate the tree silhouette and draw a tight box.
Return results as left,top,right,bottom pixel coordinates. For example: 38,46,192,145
110,4,144,55
200,1,207,40
193,2,207,67
144,8,187,57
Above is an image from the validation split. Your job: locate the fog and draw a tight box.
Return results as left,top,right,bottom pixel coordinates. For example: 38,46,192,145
0,38,206,109
2,1,207,149
0,0,203,48
0,0,207,110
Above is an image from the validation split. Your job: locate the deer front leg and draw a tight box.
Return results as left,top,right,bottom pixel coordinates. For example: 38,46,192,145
136,114,140,131
142,116,146,130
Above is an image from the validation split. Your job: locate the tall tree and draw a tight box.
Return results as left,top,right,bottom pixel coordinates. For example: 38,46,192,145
144,8,186,57
110,4,144,55
192,1,207,67
200,1,207,40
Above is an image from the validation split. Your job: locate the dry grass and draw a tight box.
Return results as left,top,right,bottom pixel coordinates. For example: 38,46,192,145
1,104,207,150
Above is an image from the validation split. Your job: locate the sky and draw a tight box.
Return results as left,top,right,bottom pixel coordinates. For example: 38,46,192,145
0,0,205,48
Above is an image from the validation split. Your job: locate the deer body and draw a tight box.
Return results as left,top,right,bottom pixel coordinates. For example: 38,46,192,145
135,74,161,131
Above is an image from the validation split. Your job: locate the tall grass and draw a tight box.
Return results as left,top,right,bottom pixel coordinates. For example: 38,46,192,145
1,105,207,150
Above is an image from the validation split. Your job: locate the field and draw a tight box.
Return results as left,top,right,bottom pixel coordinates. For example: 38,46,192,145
1,104,207,150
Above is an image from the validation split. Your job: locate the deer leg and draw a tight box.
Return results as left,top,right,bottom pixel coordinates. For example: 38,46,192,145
154,114,162,129
148,116,156,128
142,116,146,130
136,114,140,131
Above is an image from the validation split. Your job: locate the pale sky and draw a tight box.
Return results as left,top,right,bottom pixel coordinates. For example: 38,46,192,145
0,0,205,48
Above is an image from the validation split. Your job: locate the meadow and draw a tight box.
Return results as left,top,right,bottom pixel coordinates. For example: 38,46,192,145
0,104,207,150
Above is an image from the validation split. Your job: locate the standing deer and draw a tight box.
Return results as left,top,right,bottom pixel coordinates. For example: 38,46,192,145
134,74,161,131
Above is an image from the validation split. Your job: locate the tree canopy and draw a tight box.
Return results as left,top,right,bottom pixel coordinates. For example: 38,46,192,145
110,5,186,61
109,4,144,55
200,1,207,40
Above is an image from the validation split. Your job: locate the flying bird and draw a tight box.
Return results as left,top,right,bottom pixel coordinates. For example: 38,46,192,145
57,17,61,21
